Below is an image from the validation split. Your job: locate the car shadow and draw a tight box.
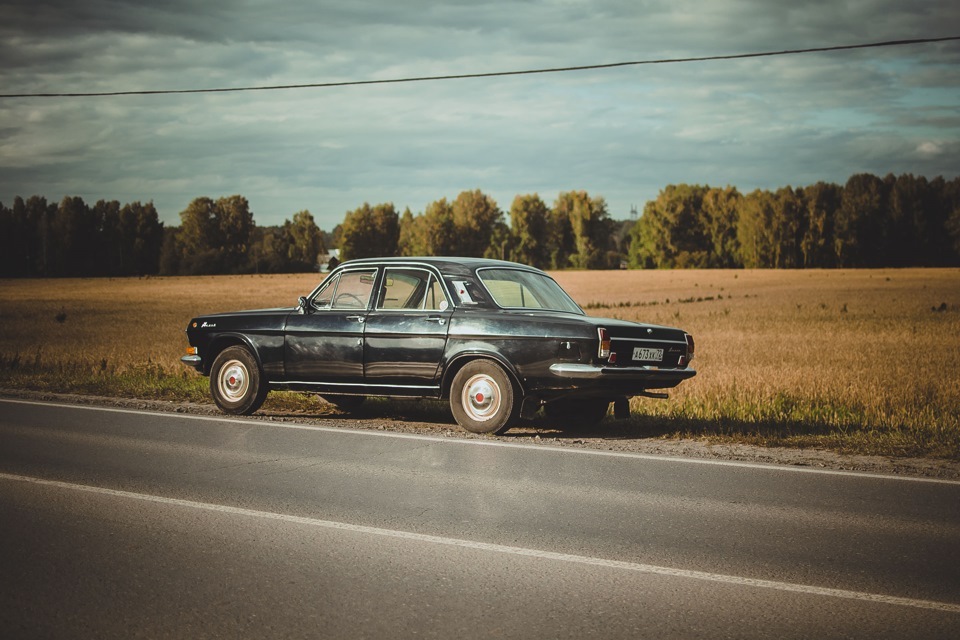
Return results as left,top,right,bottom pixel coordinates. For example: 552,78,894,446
263,397,848,443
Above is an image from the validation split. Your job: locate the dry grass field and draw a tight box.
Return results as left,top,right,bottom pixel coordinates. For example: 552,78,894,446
1,268,958,458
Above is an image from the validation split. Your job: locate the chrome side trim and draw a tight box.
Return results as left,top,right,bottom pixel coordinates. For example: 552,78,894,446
280,381,439,390
611,337,688,345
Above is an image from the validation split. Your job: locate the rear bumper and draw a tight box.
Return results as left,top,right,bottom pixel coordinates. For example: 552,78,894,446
548,363,696,389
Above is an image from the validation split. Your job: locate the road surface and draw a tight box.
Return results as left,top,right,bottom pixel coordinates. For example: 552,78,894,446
1,399,958,638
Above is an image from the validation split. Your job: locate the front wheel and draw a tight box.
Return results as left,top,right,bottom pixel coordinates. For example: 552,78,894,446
449,360,519,435
210,345,268,415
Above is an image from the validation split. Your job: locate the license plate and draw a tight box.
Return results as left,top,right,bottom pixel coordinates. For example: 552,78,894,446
632,347,664,362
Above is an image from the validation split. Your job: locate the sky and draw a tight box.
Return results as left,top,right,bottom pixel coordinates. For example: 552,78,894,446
1,0,958,230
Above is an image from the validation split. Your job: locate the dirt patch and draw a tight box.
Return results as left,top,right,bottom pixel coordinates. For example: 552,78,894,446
4,388,958,481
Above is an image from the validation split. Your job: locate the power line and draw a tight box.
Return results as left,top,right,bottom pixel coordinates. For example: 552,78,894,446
2,36,958,99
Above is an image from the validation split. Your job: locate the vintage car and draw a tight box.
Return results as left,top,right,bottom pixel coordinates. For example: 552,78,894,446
181,257,696,434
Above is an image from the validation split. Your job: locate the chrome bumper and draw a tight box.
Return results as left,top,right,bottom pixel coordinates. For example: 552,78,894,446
181,354,202,366
549,363,696,379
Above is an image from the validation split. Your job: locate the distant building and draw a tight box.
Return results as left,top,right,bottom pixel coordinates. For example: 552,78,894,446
319,249,341,272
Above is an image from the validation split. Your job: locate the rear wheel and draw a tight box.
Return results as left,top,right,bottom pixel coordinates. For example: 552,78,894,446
210,345,268,415
543,398,610,427
449,360,518,435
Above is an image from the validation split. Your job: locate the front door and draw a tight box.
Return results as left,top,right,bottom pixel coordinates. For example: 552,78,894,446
284,268,377,384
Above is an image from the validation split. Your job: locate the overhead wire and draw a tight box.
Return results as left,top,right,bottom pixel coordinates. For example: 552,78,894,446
1,36,958,99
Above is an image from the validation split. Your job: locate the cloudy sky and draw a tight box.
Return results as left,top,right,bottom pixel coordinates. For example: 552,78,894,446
1,0,958,229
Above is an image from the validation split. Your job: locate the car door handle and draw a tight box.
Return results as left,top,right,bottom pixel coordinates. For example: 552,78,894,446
346,315,365,323
426,316,446,325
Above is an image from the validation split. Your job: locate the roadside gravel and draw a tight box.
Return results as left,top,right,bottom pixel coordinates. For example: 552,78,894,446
3,389,958,481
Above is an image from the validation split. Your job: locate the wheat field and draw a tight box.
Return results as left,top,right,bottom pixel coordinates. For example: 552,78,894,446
1,268,958,457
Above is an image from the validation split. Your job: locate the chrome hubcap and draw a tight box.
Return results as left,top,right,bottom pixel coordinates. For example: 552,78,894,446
218,360,249,401
461,374,501,422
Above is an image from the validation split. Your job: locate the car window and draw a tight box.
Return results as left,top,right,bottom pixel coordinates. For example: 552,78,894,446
311,274,339,309
327,269,377,310
423,275,449,311
478,268,583,313
378,268,449,311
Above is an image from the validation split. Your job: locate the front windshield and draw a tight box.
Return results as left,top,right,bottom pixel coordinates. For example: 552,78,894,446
478,268,583,314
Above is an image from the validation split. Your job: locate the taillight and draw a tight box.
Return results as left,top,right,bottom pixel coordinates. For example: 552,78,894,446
685,333,695,361
598,327,611,359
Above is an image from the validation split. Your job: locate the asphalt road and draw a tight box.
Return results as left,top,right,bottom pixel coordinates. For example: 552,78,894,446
1,399,958,639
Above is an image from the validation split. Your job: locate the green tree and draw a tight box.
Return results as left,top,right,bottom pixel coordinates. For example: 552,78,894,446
628,185,711,268
451,189,503,257
943,177,960,265
0,197,36,276
178,196,221,273
216,195,254,272
48,196,100,276
398,208,425,256
95,199,123,275
421,198,458,256
286,210,325,270
339,203,399,260
177,195,255,274
701,186,742,267
770,186,803,268
835,174,888,267
737,190,777,268
249,225,292,273
509,194,552,269
553,191,612,269
799,182,841,268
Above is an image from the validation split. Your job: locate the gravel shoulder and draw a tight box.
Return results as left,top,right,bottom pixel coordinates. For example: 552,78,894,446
3,389,958,481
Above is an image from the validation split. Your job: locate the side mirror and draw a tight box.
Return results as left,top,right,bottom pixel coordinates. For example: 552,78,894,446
297,296,309,314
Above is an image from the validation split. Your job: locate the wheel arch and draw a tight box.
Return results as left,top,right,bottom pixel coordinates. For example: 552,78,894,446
440,351,525,400
203,333,263,376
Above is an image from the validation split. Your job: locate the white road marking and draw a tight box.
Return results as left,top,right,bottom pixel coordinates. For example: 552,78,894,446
3,397,959,485
2,470,958,615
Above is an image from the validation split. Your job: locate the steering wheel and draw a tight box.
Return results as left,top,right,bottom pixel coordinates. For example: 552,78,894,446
333,292,365,309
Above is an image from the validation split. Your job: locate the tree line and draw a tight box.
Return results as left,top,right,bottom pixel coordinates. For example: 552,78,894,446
0,195,331,277
338,189,630,270
2,172,958,277
631,173,960,269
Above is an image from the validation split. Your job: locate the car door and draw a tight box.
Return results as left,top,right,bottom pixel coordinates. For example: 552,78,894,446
362,267,452,388
284,268,377,383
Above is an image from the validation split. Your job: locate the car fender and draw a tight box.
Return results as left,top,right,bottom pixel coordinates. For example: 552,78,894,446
203,332,266,376
440,346,526,399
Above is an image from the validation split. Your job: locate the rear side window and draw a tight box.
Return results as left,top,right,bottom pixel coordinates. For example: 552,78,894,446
378,268,449,311
478,268,582,313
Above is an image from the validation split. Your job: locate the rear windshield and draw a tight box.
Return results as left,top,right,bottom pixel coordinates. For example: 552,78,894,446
478,268,583,314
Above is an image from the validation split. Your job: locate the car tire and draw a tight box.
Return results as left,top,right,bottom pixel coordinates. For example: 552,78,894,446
449,360,519,435
544,398,610,427
320,395,366,412
210,345,268,415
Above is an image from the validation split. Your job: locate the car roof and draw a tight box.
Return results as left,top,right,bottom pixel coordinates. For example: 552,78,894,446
339,256,548,278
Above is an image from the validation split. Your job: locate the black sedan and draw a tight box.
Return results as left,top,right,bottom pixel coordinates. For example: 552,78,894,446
181,257,696,434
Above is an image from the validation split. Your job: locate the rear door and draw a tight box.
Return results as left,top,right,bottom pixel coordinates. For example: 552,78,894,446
284,268,377,383
363,266,452,388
